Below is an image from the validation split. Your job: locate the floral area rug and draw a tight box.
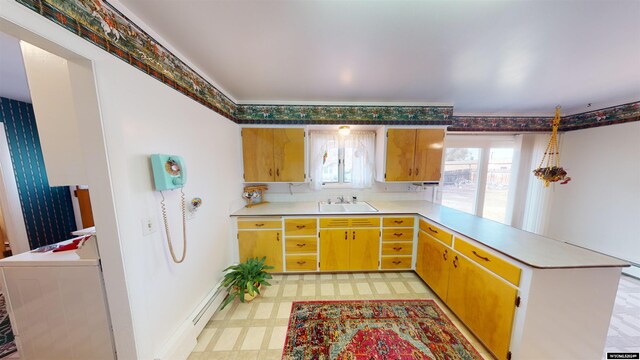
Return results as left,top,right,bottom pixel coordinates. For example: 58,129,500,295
0,294,16,358
283,300,483,360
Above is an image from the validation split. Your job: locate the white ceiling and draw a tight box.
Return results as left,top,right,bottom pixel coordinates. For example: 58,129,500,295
0,31,31,103
118,0,640,116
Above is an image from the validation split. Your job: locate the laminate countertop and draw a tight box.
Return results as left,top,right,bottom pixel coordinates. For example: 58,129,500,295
231,200,629,270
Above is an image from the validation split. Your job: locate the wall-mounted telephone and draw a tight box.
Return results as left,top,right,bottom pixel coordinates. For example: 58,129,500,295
151,154,187,190
150,154,188,263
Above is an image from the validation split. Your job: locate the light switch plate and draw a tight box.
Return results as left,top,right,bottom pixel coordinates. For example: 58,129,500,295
142,217,156,236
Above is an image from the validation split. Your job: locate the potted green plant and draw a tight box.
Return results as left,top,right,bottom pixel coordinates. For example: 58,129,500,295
220,256,273,310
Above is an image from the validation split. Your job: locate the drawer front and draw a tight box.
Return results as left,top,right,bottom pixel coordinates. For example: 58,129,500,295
454,238,522,287
381,256,412,269
286,254,317,271
382,228,413,241
419,219,452,246
383,217,415,227
285,218,317,236
382,242,413,255
319,217,351,228
320,217,380,228
238,218,282,230
285,237,317,253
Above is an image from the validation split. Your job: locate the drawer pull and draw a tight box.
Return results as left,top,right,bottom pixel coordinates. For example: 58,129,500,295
296,243,306,247
276,233,280,242
443,249,448,260
296,225,306,229
353,231,356,240
296,261,306,265
393,247,402,251
472,250,491,262
392,261,402,265
255,223,264,227
393,232,404,237
269,169,272,176
276,168,280,177
428,226,438,234
415,168,419,175
393,220,404,224
409,168,412,176
344,231,348,240
453,255,459,268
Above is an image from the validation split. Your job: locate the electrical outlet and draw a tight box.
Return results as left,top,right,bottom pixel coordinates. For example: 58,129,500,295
142,217,156,236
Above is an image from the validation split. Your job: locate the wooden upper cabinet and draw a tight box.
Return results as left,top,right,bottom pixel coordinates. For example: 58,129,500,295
242,128,275,182
384,128,444,182
414,129,444,182
242,128,305,182
273,128,305,182
385,129,416,181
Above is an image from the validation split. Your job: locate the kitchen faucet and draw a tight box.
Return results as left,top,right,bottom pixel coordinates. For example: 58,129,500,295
337,196,346,204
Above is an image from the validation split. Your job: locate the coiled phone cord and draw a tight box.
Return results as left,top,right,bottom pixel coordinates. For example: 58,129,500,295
160,188,187,263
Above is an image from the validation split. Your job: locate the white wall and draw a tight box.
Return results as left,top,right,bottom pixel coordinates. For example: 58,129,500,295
1,1,244,358
546,122,640,267
94,57,243,359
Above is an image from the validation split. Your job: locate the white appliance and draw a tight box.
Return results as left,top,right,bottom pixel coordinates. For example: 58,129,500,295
0,236,115,360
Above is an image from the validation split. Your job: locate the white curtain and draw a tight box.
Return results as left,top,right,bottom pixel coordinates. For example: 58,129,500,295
346,131,375,189
522,133,556,234
309,132,337,190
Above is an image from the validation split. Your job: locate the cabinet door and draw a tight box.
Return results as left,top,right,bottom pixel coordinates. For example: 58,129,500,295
273,128,305,182
350,229,380,271
242,128,275,182
447,254,517,360
420,231,451,301
385,129,416,181
319,229,350,271
413,129,444,181
238,230,283,272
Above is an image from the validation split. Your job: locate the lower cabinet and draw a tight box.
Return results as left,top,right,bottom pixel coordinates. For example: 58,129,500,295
417,230,450,300
447,254,518,360
416,219,519,360
319,228,380,271
238,227,283,272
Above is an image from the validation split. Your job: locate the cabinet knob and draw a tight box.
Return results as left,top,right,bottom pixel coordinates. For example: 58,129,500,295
296,225,306,229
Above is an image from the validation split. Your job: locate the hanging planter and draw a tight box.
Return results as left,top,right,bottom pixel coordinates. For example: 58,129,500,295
533,106,571,187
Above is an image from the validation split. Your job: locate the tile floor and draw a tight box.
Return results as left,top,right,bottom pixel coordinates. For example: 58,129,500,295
187,271,493,360
189,272,640,360
604,274,640,355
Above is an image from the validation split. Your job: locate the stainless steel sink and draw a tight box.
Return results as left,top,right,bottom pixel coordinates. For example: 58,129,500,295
318,201,378,213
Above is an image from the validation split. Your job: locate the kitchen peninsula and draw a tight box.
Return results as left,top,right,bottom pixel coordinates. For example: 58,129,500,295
231,200,628,360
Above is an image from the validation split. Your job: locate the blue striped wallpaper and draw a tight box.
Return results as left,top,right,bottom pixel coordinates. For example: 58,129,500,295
0,97,77,249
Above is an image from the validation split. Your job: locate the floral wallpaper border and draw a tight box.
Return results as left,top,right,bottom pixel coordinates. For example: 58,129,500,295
13,0,640,131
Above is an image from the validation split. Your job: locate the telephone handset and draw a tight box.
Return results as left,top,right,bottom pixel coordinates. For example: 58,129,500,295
150,154,188,263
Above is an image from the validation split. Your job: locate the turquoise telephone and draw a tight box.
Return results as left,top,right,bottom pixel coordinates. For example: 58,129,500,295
151,154,187,190
150,154,188,263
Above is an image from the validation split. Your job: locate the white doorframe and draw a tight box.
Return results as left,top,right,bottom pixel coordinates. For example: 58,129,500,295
0,125,30,254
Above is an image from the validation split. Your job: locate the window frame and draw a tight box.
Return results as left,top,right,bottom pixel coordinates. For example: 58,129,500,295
440,135,519,224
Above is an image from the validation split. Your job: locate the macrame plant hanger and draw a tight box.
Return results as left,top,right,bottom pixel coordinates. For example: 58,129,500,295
533,106,571,187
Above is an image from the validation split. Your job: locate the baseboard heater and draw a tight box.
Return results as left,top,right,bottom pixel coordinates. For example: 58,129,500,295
155,277,227,360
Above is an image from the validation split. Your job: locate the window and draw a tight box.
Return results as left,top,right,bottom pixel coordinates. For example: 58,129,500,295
310,131,375,189
440,136,517,224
